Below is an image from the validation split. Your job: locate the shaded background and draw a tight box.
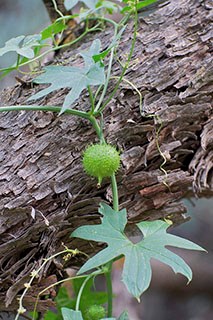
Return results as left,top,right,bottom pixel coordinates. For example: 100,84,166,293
0,1,212,319
0,0,49,89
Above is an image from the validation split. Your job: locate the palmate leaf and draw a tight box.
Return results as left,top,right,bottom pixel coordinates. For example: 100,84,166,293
0,34,42,59
72,203,205,300
64,0,98,10
28,39,105,114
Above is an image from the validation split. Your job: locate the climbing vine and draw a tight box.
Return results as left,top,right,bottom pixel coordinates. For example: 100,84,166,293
0,1,205,320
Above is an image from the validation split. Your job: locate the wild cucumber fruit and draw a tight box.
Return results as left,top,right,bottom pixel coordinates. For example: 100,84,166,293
82,143,120,186
85,305,106,320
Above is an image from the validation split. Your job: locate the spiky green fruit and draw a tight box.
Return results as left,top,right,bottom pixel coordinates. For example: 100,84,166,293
85,305,106,320
82,143,120,185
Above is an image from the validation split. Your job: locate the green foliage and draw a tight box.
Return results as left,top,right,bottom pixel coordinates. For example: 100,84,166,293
62,308,84,320
0,20,70,78
85,305,106,320
41,20,67,40
43,286,75,319
56,286,74,309
73,277,108,317
60,307,128,320
44,310,58,320
82,144,120,185
136,0,158,10
122,0,158,12
44,277,108,320
0,34,42,59
28,39,105,114
72,203,205,300
93,26,126,62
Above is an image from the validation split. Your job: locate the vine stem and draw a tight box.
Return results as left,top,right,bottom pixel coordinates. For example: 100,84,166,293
88,115,105,144
92,9,137,317
93,14,130,114
89,117,119,318
105,266,113,317
75,269,102,312
94,9,138,115
75,275,93,311
105,174,119,317
111,173,119,212
93,17,118,113
88,85,95,113
94,47,115,113
0,105,90,119
101,10,138,318
51,0,64,19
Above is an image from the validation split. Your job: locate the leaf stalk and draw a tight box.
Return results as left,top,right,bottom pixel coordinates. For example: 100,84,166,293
0,105,90,119
105,263,113,317
95,10,138,115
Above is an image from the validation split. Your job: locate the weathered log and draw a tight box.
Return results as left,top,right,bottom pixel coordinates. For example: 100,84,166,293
0,0,212,311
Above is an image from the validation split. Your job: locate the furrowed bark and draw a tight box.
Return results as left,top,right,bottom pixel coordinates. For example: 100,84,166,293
0,0,212,311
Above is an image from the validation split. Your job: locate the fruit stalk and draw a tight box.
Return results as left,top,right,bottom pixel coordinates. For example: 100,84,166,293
111,173,119,212
88,115,105,143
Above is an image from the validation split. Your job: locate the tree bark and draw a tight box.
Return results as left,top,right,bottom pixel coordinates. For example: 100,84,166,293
0,0,212,312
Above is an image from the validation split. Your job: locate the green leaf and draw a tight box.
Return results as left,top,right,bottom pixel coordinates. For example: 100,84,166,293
56,286,75,310
43,286,75,320
44,310,58,320
64,0,98,10
136,0,158,10
93,26,126,62
43,277,108,320
121,0,158,13
72,277,108,317
28,39,105,114
61,308,83,320
0,34,42,59
41,20,67,40
0,66,17,80
71,203,205,300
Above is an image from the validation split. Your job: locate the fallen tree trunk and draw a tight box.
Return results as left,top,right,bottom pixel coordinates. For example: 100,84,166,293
0,0,212,311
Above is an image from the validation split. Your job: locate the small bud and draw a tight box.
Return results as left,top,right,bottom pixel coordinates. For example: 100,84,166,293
18,306,26,314
30,270,39,278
